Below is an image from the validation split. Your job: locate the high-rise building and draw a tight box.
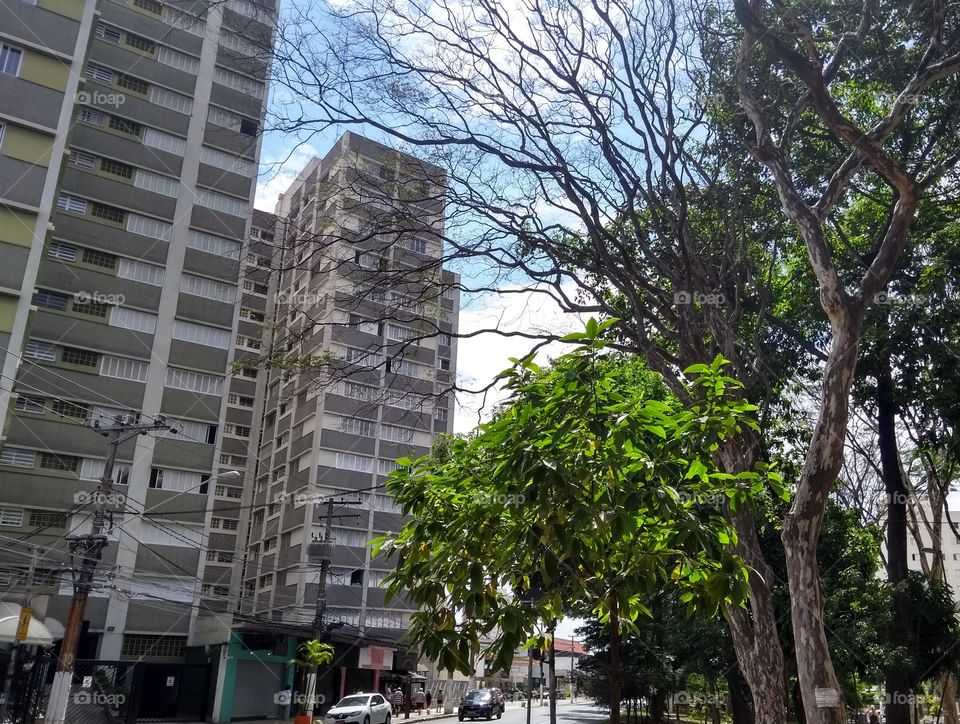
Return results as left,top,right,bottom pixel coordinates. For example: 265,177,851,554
0,0,276,668
235,132,460,697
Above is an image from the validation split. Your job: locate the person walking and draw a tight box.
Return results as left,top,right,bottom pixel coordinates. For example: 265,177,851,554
436,690,444,714
392,687,404,715
414,686,426,714
425,690,432,712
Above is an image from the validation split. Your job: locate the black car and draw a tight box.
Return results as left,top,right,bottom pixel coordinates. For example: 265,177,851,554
458,689,503,721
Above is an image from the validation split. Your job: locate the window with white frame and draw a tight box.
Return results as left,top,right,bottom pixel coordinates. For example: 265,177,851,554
334,452,373,473
172,319,230,348
200,146,255,177
142,128,186,155
180,273,236,303
377,459,402,475
149,85,193,114
126,213,172,241
194,188,249,217
157,419,216,443
338,381,378,401
133,169,180,197
212,67,264,98
0,508,25,526
68,149,97,170
186,229,241,258
343,347,384,367
0,448,35,468
165,368,224,396
14,394,46,414
23,340,57,361
380,424,415,444
235,335,261,350
56,194,87,214
77,107,105,127
79,458,130,484
48,241,78,261
100,355,148,382
109,307,157,334
163,5,204,35
95,22,122,42
117,258,165,285
339,416,376,437
157,46,200,73
1,44,24,76
85,62,113,84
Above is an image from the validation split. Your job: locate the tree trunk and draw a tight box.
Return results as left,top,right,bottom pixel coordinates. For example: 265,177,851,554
720,437,788,724
940,673,959,724
726,668,754,724
609,599,622,724
548,627,557,724
783,322,860,724
793,679,807,724
877,336,912,724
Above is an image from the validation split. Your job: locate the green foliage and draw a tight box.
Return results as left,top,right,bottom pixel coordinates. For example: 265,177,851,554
291,639,335,671
375,319,783,675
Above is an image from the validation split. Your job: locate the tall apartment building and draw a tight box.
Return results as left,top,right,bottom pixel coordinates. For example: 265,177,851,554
236,132,460,697
0,0,276,666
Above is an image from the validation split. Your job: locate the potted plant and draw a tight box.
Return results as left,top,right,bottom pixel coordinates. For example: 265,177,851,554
290,639,334,724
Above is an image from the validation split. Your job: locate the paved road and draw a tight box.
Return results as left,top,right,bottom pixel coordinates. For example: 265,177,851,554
457,702,607,724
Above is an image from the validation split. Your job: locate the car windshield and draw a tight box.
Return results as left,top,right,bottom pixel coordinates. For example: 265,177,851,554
465,691,491,702
336,696,370,708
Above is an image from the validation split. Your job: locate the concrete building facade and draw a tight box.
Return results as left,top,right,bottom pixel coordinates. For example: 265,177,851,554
0,0,277,665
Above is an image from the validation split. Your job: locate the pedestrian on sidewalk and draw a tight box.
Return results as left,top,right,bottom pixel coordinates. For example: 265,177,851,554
414,686,426,714
436,690,444,713
425,690,432,712
392,687,404,715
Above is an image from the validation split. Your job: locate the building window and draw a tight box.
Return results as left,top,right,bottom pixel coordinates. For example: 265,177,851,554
56,194,87,215
68,149,97,170
0,448,36,468
72,299,110,318
38,452,80,472
77,107,105,127
132,0,163,13
95,23,122,43
91,202,126,224
23,340,57,361
48,241,78,262
108,116,143,137
124,33,157,53
51,399,89,420
61,347,100,367
86,63,114,84
82,248,118,269
0,44,23,76
117,73,150,96
14,394,46,414
100,158,135,179
33,289,70,311
29,510,67,528
239,118,258,136
121,635,186,658
0,508,25,527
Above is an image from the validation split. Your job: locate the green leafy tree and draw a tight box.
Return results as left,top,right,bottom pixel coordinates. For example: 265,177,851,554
377,320,784,724
291,639,334,717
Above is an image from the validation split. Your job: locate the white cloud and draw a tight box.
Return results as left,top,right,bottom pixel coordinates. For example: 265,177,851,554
453,285,587,434
254,139,322,211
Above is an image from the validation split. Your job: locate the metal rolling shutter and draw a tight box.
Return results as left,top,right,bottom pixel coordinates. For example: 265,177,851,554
232,661,286,719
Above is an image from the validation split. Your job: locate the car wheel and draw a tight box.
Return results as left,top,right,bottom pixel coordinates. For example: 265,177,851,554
385,715,391,724
487,710,493,721
497,707,502,719
364,717,370,724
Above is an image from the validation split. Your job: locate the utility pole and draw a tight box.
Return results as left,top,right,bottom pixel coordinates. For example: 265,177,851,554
0,546,37,721
526,651,533,724
46,413,171,724
304,496,360,719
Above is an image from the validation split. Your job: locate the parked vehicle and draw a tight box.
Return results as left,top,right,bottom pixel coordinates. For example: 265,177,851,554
324,693,392,724
458,689,504,721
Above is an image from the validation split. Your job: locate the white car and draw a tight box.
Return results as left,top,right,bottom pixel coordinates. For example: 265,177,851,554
324,693,392,724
